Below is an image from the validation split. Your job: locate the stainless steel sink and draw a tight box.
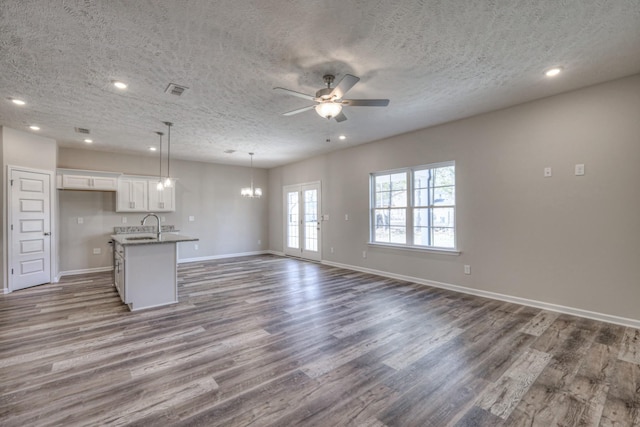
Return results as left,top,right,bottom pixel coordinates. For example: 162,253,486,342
126,236,156,241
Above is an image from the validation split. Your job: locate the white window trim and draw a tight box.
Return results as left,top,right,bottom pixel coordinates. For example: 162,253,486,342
369,161,457,251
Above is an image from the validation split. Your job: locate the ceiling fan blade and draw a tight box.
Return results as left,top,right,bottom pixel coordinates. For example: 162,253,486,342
273,87,315,101
283,105,316,116
329,74,360,100
334,111,347,122
342,99,390,107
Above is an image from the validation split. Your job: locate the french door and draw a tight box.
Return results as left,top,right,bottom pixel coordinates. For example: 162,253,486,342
283,182,321,261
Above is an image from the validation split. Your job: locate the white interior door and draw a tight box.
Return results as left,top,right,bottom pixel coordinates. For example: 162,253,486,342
10,169,52,290
283,182,321,261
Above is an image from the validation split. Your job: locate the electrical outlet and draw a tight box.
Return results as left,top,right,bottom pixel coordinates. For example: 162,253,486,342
194,243,199,250
362,250,367,258
464,265,471,275
575,164,585,176
330,247,334,254
189,216,195,222
93,248,101,255
77,217,84,224
161,216,166,222
345,214,349,221
121,217,127,224
544,167,552,177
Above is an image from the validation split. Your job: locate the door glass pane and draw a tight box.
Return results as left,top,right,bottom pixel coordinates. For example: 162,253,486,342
287,191,299,248
304,189,318,252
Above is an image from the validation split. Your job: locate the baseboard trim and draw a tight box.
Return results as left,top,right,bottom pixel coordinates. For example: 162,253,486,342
266,250,285,256
321,260,640,329
59,266,114,277
178,250,270,264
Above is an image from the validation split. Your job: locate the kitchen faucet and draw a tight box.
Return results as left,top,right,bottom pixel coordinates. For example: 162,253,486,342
141,213,161,239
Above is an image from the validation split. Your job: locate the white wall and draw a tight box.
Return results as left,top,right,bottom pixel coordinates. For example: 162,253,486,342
1,127,57,291
268,74,640,322
57,148,268,272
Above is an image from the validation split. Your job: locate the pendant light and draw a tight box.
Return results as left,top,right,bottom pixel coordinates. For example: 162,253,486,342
155,131,164,191
163,121,173,188
241,152,262,198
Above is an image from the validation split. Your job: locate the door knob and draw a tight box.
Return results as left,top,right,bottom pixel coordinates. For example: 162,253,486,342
43,232,51,236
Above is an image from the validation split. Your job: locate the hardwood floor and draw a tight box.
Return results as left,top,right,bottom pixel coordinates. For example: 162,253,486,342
1,254,639,426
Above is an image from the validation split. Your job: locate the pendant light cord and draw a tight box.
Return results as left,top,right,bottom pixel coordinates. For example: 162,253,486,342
156,131,164,181
164,122,173,179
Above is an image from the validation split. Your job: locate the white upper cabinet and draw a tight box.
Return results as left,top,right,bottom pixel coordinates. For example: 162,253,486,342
117,176,176,212
57,169,119,191
117,177,149,212
148,182,175,212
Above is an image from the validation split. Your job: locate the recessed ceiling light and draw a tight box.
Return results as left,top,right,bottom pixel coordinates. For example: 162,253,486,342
545,67,563,77
113,81,128,89
29,125,40,131
149,147,157,151
11,98,26,106
338,135,346,140
84,138,93,143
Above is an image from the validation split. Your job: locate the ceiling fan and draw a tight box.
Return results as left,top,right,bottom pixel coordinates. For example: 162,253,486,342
274,74,389,122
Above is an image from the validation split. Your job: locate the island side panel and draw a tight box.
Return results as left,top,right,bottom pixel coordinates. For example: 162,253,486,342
125,243,178,310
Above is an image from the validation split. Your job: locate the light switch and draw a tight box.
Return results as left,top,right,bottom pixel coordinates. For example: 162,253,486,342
575,164,585,176
544,167,552,178
77,217,84,224
189,216,195,222
345,214,349,221
93,248,101,255
121,217,128,224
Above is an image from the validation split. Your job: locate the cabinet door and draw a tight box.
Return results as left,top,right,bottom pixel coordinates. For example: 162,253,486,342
91,176,118,191
60,173,118,191
148,181,175,212
117,179,148,212
61,174,93,189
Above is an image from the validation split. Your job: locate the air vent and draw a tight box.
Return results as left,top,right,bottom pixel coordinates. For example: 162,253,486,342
74,127,90,134
165,83,189,96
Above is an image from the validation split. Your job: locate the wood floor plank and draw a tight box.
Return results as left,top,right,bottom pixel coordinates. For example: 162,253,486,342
1,254,639,426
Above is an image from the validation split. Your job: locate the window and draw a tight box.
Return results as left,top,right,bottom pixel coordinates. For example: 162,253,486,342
371,161,455,250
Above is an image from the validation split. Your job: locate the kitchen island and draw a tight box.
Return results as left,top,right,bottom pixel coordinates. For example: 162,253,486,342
111,232,198,311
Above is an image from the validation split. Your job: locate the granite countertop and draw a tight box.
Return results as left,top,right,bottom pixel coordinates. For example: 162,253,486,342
111,233,198,246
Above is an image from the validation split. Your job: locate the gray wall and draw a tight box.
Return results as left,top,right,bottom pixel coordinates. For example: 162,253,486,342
1,127,58,290
58,148,268,272
268,74,640,321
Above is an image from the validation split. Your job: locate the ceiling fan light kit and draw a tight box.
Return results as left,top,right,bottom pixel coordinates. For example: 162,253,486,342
274,73,389,122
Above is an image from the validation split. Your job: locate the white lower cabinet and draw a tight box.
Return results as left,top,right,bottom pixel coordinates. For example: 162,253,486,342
116,242,178,311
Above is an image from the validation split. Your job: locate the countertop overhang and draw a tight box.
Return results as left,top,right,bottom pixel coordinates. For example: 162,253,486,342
111,233,199,246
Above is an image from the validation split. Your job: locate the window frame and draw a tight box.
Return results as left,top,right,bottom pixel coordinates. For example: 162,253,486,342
369,161,459,254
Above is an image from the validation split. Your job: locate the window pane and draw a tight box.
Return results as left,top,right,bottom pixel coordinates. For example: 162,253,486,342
391,190,406,207
375,174,391,193
434,166,455,186
287,192,299,248
432,207,454,228
433,186,455,206
414,169,432,189
414,208,430,227
413,227,430,246
390,173,407,191
389,208,406,227
390,227,406,244
433,227,455,248
375,191,391,208
374,209,389,229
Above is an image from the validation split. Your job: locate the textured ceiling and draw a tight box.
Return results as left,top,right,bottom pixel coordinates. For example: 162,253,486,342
1,0,639,168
